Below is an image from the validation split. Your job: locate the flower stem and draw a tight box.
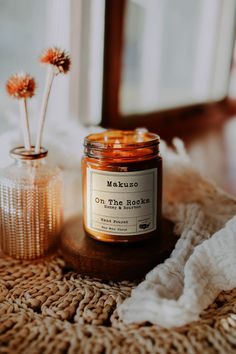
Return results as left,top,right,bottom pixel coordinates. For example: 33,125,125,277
19,98,31,150
35,67,54,153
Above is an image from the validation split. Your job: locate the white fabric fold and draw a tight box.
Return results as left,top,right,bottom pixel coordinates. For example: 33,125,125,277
117,139,236,328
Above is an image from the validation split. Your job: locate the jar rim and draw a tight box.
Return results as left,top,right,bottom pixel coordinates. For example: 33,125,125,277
84,130,160,150
10,146,48,160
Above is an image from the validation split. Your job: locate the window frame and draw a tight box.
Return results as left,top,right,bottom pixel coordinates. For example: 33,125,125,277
102,0,236,139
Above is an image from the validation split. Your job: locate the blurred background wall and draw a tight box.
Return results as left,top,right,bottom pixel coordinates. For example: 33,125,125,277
1,0,236,195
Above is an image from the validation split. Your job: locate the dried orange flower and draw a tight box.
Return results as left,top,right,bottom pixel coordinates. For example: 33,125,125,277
6,73,36,99
40,47,71,74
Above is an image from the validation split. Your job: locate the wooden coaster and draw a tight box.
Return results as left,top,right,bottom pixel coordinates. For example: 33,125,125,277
60,216,177,281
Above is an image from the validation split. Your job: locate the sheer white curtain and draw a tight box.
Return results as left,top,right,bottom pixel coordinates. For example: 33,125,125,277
0,0,105,132
41,0,105,126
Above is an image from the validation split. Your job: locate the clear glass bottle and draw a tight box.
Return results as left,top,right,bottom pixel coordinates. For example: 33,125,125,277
0,147,63,259
82,130,162,243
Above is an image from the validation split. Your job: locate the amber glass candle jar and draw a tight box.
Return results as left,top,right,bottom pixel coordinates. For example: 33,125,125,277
82,130,162,243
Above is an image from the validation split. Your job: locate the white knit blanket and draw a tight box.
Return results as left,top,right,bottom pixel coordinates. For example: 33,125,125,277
118,139,236,328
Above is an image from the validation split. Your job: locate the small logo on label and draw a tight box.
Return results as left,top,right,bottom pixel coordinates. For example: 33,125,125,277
139,223,150,230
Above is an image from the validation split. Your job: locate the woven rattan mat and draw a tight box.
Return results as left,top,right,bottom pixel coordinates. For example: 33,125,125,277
1,253,236,354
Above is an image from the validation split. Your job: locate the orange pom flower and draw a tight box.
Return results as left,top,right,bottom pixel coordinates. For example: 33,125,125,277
40,47,71,74
6,73,36,99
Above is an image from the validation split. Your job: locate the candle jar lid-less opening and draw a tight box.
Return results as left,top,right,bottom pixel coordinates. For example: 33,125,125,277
84,130,160,161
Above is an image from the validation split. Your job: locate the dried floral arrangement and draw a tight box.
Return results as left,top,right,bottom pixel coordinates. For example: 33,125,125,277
6,47,71,153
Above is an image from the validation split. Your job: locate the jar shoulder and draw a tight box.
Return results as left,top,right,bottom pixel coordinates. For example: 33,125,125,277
0,162,62,186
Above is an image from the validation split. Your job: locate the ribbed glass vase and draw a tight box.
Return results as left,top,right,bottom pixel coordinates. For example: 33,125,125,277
0,147,63,259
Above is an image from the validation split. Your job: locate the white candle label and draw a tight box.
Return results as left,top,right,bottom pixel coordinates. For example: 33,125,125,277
86,168,157,236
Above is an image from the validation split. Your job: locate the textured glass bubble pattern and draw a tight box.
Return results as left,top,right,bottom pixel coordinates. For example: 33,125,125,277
0,155,62,259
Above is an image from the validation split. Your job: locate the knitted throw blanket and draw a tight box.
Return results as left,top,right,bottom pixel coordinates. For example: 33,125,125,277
1,139,236,353
118,140,236,328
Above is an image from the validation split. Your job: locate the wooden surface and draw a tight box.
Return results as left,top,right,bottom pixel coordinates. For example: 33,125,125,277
60,216,177,281
184,114,236,196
